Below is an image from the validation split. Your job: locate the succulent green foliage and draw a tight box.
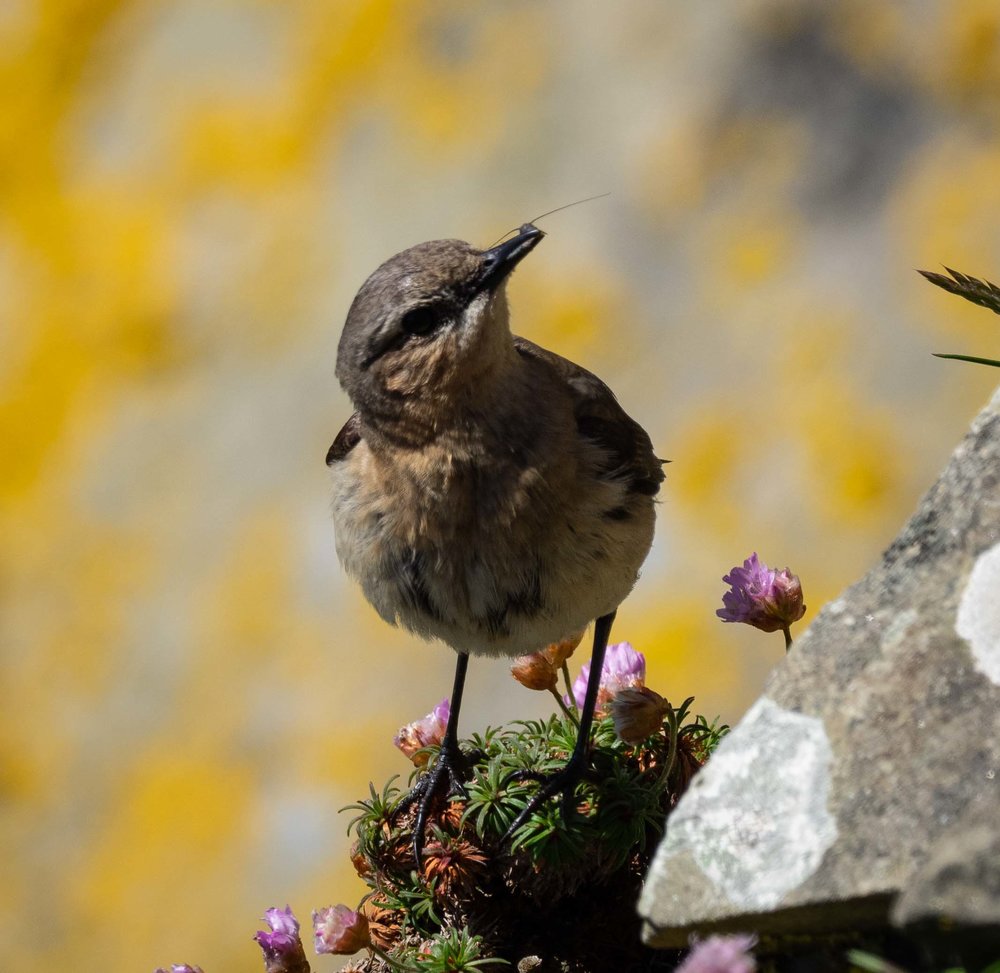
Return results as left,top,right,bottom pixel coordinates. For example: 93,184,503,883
921,267,1000,368
342,705,727,973
848,950,1000,973
413,928,506,972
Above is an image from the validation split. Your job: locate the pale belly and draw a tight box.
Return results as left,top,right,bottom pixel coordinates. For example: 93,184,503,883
330,445,656,658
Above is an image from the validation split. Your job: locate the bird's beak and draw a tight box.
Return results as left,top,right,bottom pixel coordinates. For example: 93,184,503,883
477,224,545,292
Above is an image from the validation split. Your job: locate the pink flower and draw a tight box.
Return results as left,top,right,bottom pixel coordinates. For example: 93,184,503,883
313,905,371,955
609,686,670,743
257,906,299,945
568,642,646,713
394,699,450,767
254,906,307,973
154,967,204,973
717,553,805,634
676,934,757,973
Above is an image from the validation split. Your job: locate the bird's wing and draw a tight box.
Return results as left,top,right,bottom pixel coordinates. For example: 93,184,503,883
326,411,362,466
513,336,665,496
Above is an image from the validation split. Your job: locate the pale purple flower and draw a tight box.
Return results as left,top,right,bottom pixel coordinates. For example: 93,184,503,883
675,934,757,973
257,906,299,946
568,642,646,712
255,906,308,973
717,553,805,634
394,698,450,767
313,904,371,955
154,966,204,973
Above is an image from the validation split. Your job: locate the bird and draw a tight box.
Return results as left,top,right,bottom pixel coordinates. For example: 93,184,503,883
327,223,664,860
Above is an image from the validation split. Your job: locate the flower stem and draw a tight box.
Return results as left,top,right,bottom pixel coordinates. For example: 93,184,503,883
562,662,577,711
659,704,680,793
782,626,793,652
550,687,578,724
371,944,413,971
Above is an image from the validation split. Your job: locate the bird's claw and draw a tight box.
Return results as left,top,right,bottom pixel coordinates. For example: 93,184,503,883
500,759,590,844
393,744,480,866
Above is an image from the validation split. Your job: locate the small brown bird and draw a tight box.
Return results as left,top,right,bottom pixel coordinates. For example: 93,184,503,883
327,224,663,858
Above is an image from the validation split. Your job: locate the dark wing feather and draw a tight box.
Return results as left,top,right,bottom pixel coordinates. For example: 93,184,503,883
513,336,665,496
326,412,362,466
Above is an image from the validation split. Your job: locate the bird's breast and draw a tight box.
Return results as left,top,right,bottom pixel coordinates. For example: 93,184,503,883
329,430,654,657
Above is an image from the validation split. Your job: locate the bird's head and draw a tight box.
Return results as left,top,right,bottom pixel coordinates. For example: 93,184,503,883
336,224,544,417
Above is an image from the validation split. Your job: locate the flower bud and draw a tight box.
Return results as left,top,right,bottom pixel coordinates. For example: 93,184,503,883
609,687,670,743
254,906,308,973
543,630,585,668
394,699,449,767
313,905,371,955
510,652,558,691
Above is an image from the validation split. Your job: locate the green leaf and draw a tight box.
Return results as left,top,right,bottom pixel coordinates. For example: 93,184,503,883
847,950,909,973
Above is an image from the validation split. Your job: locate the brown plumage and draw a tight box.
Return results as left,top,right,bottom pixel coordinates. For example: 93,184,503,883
326,224,664,855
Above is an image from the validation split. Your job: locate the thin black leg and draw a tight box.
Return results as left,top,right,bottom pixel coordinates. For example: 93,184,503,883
567,610,614,764
441,650,469,752
501,610,617,841
394,651,473,865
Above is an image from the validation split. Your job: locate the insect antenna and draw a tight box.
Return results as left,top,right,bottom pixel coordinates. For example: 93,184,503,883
487,192,610,248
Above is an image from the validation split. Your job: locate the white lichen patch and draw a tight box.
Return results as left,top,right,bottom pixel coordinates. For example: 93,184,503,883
658,697,836,911
956,541,1000,686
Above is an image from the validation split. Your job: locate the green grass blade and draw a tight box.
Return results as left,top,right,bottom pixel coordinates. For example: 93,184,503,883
933,353,1000,367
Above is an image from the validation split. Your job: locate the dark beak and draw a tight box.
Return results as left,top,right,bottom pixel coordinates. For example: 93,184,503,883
477,224,544,292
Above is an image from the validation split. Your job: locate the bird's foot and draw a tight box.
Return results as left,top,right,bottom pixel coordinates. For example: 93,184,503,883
393,741,481,866
501,754,594,843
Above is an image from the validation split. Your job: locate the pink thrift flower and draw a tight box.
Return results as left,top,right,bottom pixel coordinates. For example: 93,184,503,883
394,698,450,767
154,967,204,973
676,934,757,973
568,642,646,713
258,905,299,944
313,905,371,955
254,906,308,973
717,553,805,634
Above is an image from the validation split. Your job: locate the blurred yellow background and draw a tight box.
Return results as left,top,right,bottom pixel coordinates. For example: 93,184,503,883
2,2,999,970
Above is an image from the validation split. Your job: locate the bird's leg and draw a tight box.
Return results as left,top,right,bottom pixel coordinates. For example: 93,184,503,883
502,610,616,842
393,651,476,866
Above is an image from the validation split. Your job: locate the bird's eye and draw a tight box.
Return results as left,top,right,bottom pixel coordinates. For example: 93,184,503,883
400,305,441,336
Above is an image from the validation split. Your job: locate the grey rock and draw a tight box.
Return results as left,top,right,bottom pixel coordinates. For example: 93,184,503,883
639,388,1000,947
892,799,1000,928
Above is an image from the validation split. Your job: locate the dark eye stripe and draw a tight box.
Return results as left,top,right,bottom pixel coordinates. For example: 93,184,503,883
401,305,441,336
361,303,449,368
